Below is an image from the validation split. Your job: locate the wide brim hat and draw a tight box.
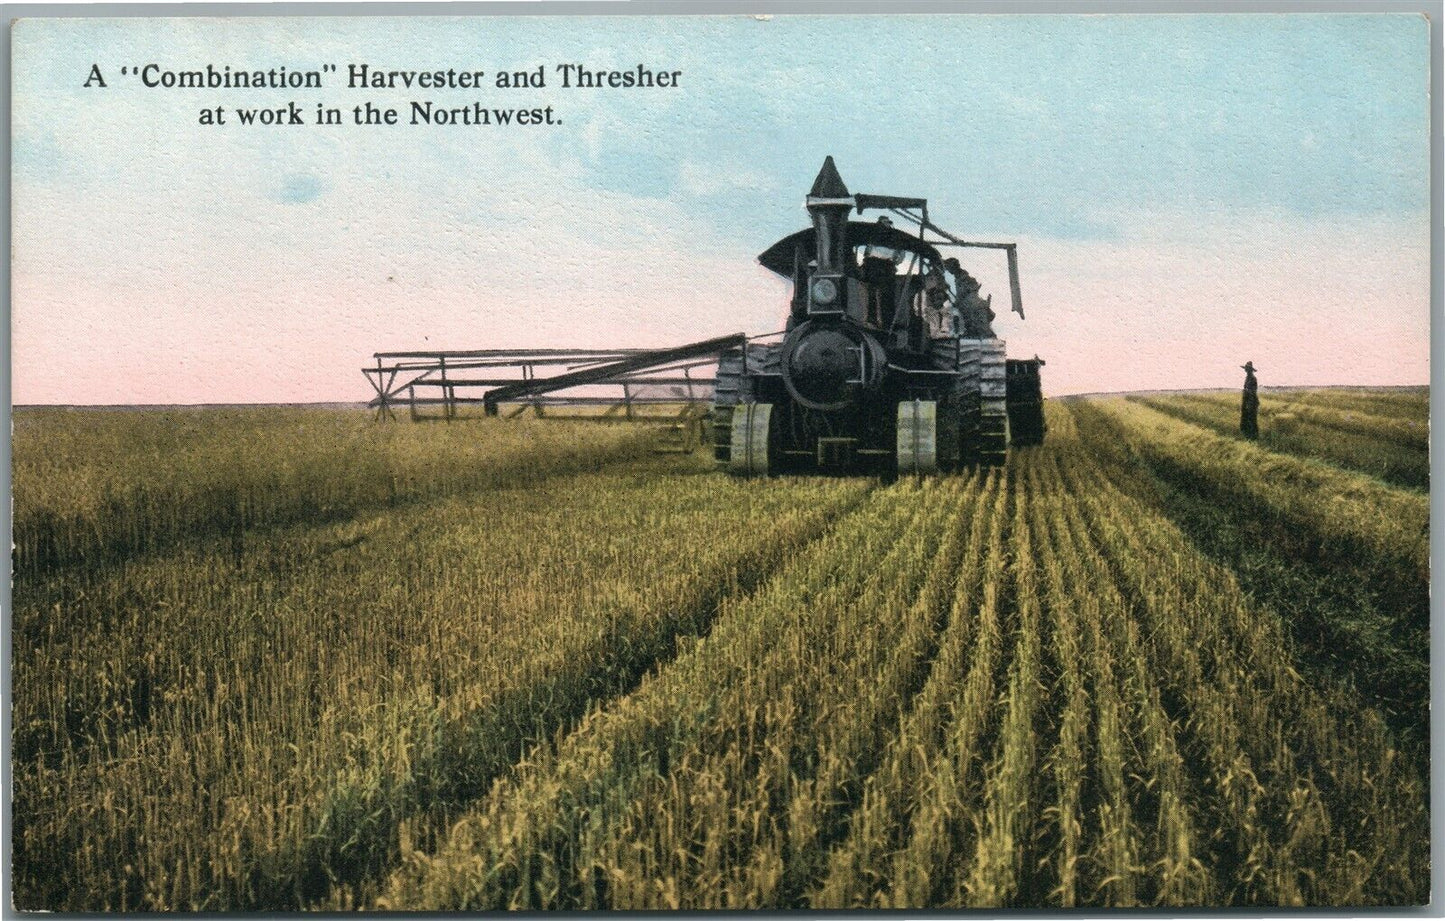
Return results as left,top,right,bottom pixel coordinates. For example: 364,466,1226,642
1241,361,1257,372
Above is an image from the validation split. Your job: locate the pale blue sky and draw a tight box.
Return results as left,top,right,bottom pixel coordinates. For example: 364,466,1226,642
11,14,1431,402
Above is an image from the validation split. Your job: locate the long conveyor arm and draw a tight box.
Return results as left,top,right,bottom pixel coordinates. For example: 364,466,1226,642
482,332,747,415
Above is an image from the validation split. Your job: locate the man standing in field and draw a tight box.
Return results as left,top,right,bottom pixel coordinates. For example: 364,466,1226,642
1240,361,1259,439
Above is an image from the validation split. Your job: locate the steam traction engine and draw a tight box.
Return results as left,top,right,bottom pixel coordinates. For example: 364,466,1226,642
712,157,1045,475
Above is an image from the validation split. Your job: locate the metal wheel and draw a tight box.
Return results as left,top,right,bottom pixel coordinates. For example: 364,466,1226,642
728,403,773,476
896,400,938,475
976,413,1009,466
957,338,1009,466
936,392,965,472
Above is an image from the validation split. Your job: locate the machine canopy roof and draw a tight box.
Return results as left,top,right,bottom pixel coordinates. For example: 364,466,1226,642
757,221,944,277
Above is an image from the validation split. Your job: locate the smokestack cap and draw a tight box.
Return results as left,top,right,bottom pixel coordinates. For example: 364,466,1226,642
809,156,850,198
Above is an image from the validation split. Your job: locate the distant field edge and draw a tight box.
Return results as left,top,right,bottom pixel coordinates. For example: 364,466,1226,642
7,383,1429,410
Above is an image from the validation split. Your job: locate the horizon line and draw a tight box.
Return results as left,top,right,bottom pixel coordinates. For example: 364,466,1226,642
9,383,1430,411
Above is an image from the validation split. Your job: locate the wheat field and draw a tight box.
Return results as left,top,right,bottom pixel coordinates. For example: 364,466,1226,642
11,388,1430,910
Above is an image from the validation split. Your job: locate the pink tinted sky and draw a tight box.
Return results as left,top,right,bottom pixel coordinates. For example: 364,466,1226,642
12,207,1429,403
11,15,1431,404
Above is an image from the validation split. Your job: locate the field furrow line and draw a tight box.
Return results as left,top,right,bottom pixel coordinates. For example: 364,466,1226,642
1130,395,1427,491
14,473,873,911
1074,482,1286,902
1032,457,1091,907
572,487,943,909
1067,399,1428,756
869,469,1014,908
810,470,1004,907
1039,421,1213,905
1094,399,1428,584
958,462,1046,907
377,483,942,909
1066,450,1427,904
767,477,985,906
1039,448,1144,906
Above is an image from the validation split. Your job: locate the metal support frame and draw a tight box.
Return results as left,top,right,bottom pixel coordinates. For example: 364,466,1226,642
363,334,748,422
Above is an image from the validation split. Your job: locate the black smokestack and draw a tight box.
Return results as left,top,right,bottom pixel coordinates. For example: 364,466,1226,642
806,157,852,276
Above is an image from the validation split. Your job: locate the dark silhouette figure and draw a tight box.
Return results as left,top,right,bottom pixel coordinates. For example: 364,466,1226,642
1240,361,1259,439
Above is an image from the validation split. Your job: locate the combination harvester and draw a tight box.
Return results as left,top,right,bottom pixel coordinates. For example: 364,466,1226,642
712,157,1046,475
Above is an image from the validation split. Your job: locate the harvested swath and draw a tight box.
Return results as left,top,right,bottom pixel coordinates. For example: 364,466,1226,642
1096,399,1428,585
812,472,1006,907
1132,395,1427,491
1274,388,1428,424
1037,465,1212,906
1061,428,1426,904
1034,404,1424,905
958,462,1048,907
1187,391,1427,450
1069,398,1429,760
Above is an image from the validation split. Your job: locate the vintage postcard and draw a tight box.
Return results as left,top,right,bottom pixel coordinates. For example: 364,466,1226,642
9,10,1432,911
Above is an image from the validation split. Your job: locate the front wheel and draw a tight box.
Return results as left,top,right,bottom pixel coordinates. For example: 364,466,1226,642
896,400,938,475
728,403,773,476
